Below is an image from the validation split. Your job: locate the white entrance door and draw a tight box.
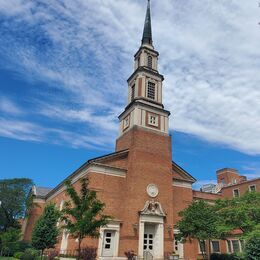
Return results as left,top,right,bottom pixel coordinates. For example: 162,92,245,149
102,230,115,257
144,225,155,258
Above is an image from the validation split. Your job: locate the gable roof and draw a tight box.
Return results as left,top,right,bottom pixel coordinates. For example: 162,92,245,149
45,149,129,199
172,161,196,183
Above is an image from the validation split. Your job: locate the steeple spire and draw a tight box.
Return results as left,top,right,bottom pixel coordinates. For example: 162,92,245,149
142,0,153,46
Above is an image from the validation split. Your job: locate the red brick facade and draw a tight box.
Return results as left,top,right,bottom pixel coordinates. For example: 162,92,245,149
22,2,260,259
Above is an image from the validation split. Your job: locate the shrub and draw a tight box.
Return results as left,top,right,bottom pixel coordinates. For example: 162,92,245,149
210,253,244,260
80,247,97,260
21,248,40,260
44,250,59,260
14,251,24,259
245,233,260,260
124,250,136,260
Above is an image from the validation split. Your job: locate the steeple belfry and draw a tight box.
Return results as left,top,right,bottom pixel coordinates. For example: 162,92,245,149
117,0,170,141
142,0,153,46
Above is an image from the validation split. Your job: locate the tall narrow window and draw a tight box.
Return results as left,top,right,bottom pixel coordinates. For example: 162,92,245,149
211,241,220,253
227,240,232,253
232,240,240,253
147,55,153,68
199,240,206,254
233,189,240,198
131,84,135,101
147,82,155,100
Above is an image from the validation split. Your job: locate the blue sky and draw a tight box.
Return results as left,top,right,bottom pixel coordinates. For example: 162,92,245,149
0,0,259,190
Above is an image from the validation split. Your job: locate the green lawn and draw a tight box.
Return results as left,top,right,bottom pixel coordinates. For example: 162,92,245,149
0,258,18,260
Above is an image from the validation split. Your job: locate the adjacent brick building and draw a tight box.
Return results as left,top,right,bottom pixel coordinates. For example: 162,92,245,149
22,1,259,259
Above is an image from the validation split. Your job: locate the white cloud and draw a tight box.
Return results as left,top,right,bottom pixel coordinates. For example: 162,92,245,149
0,97,23,115
0,117,114,150
0,0,259,154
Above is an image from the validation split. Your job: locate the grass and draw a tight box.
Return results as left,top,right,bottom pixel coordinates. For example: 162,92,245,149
0,258,18,260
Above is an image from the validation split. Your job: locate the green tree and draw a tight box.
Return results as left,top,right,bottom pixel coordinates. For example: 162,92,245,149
215,192,260,236
244,226,260,260
176,200,220,260
0,178,33,231
31,203,60,255
61,177,110,259
0,227,21,256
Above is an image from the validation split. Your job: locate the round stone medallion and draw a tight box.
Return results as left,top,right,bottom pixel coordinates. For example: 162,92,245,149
147,184,159,198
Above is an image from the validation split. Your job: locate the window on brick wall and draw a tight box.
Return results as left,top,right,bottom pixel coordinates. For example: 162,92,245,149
232,240,241,253
198,240,206,254
211,241,220,253
227,240,232,253
249,185,256,192
227,240,242,253
147,82,155,100
233,189,240,198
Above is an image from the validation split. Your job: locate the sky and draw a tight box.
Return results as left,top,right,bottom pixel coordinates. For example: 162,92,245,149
0,0,260,190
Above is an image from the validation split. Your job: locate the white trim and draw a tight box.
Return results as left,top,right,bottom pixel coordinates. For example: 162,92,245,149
248,184,256,192
138,215,164,259
172,180,192,189
32,198,46,203
47,164,126,201
211,240,221,253
226,239,242,253
198,240,206,254
60,230,69,254
98,222,120,258
232,188,240,198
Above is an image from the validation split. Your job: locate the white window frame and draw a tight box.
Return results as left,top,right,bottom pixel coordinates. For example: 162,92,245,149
226,239,242,253
198,240,206,254
98,222,120,258
211,240,220,253
249,185,256,192
233,188,240,198
173,229,184,258
148,113,159,127
147,81,156,100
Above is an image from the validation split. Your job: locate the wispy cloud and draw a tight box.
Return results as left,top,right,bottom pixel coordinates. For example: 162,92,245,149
0,96,23,115
0,117,114,150
0,0,259,154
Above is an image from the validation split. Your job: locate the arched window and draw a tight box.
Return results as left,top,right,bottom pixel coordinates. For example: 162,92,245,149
147,55,153,68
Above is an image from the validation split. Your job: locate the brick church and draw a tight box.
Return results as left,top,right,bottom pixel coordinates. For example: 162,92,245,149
22,1,259,259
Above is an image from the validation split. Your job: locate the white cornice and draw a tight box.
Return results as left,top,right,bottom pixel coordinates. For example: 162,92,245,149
172,180,192,189
47,163,126,201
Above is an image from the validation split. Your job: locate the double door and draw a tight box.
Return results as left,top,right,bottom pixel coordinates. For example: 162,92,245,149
144,225,155,258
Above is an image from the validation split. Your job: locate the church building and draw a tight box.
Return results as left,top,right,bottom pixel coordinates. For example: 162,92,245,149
22,1,259,259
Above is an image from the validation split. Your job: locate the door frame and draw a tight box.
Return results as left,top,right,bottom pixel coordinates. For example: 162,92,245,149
138,215,164,259
97,221,121,258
